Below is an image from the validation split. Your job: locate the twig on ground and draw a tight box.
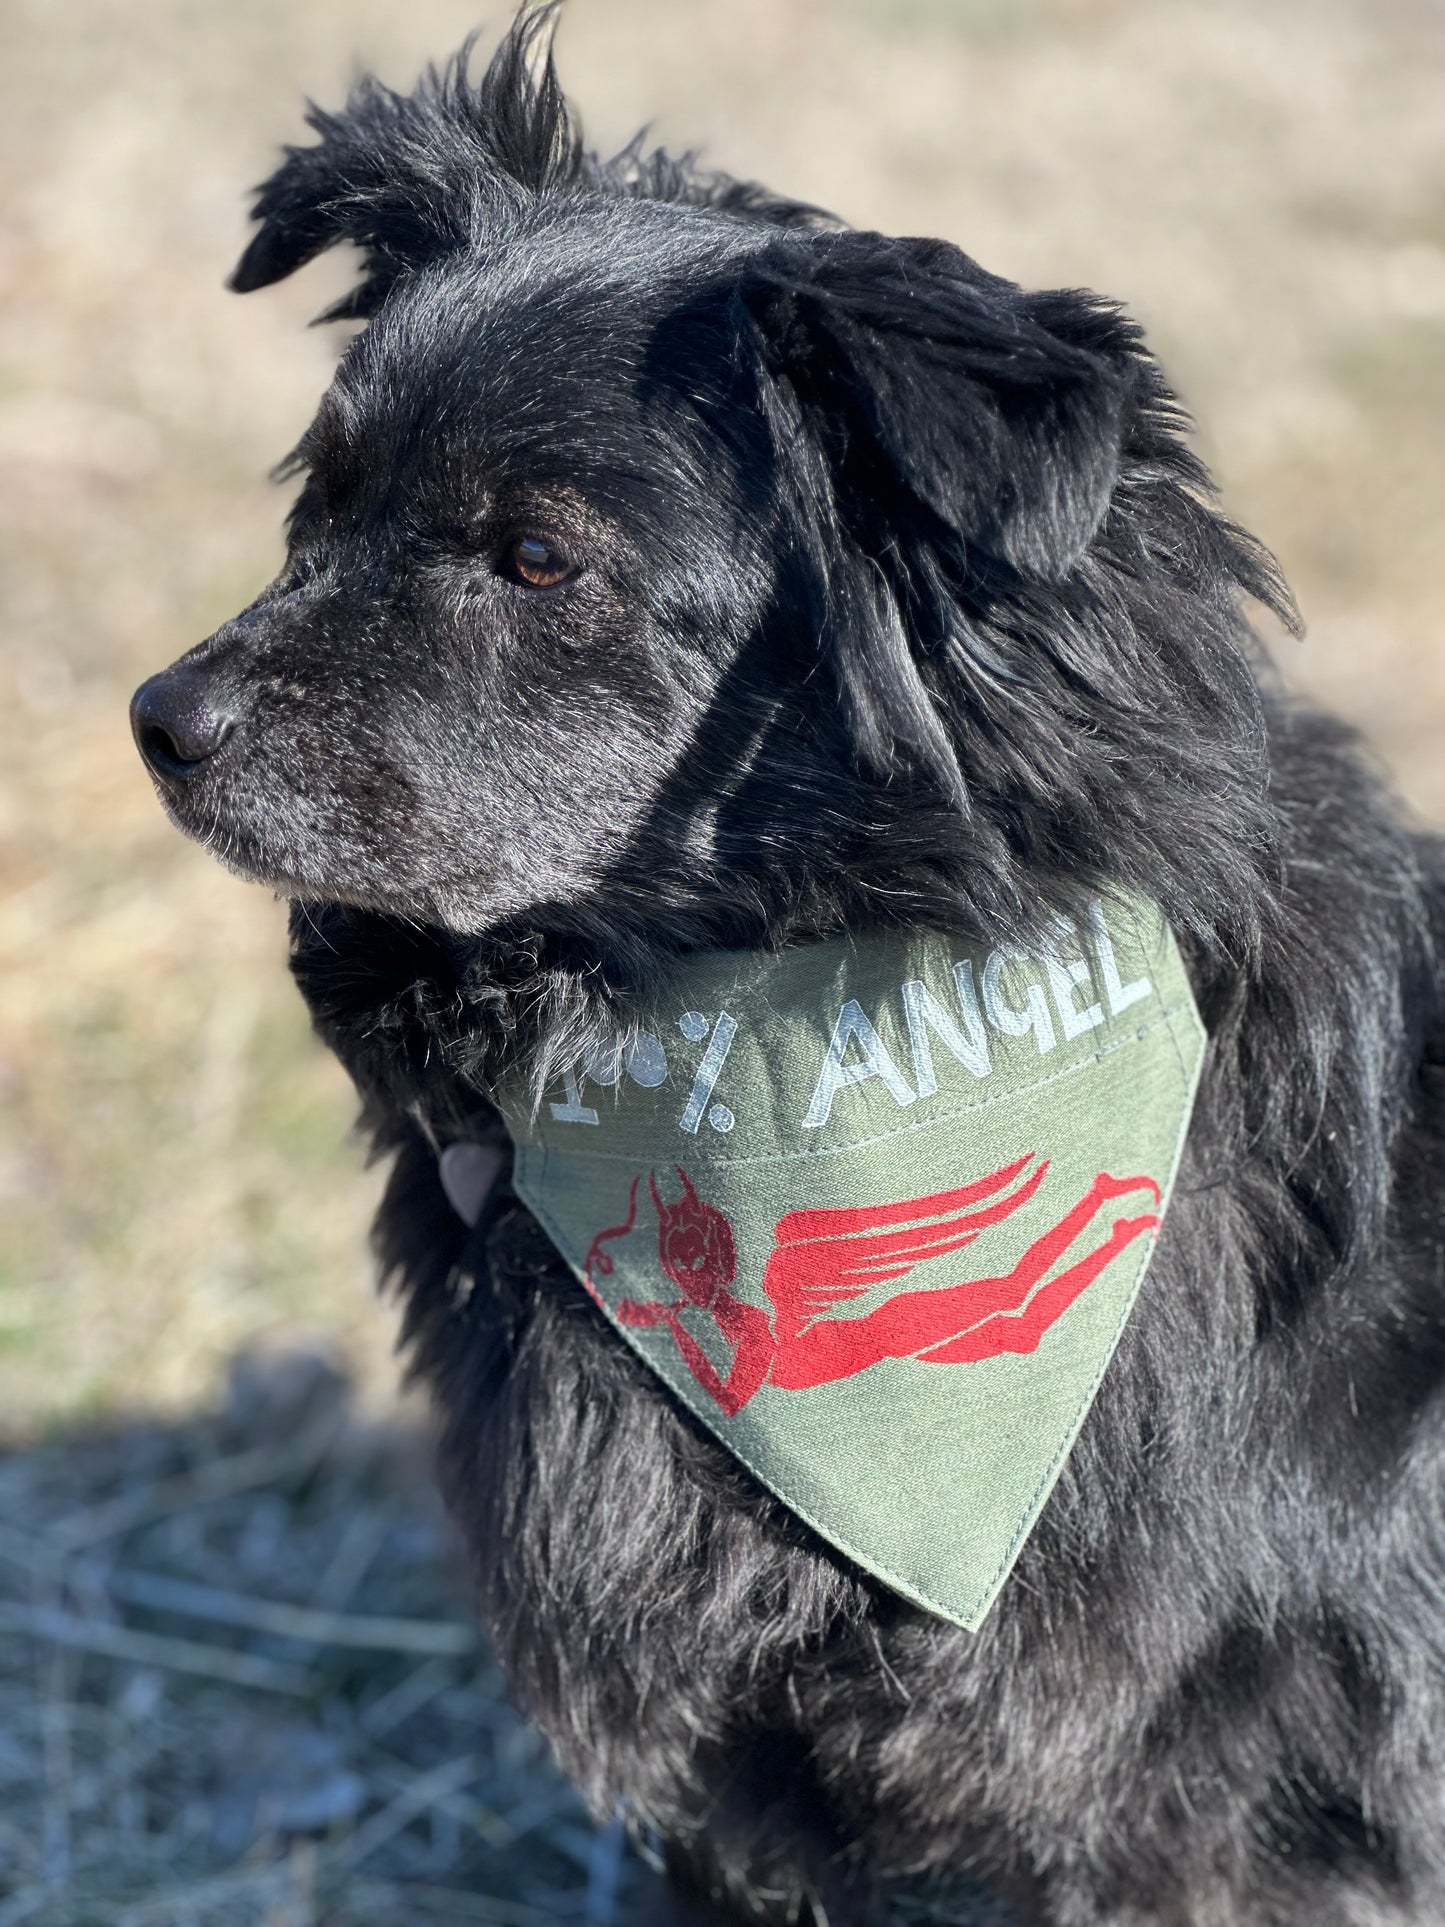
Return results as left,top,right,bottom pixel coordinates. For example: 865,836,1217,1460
359,1654,455,1738
106,1568,478,1655
341,1752,480,1869
111,1862,298,1927
0,1891,46,1927
0,1602,314,1694
345,1879,561,1925
47,1413,343,1551
310,1506,393,1614
366,1750,515,1850
0,1518,67,1578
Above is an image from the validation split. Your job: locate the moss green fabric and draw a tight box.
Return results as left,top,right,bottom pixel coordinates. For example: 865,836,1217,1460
496,897,1205,1630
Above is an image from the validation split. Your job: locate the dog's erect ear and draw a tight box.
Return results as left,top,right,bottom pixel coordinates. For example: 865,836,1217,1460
743,232,1133,581
230,6,580,320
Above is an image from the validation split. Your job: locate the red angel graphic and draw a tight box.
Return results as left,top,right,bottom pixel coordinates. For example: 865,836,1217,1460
586,1154,1161,1417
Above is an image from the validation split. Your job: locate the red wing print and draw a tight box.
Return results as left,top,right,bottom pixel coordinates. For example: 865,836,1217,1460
605,1156,1161,1416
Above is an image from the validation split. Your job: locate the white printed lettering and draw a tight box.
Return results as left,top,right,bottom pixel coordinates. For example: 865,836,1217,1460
802,999,916,1128
548,1066,600,1126
1043,947,1104,1041
625,1032,669,1089
982,948,1058,1055
582,1041,624,1087
903,972,991,1098
1088,900,1152,1015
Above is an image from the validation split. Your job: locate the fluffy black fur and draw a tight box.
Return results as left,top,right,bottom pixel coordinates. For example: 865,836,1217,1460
132,12,1445,1922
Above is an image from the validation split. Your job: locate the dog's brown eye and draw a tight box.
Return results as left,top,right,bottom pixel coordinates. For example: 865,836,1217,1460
505,535,574,589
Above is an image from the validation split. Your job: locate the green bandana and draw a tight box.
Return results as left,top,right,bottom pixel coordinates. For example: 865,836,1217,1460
494,898,1204,1630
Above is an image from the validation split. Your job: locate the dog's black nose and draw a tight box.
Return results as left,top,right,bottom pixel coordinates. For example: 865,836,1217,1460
130,671,236,785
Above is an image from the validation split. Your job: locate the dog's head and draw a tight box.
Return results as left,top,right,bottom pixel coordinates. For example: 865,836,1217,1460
133,6,1292,958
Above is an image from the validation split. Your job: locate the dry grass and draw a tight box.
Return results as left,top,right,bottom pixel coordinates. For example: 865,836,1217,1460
0,1346,661,1926
0,0,1442,1915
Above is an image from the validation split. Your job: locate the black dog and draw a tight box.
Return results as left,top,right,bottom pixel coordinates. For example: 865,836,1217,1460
131,12,1445,1923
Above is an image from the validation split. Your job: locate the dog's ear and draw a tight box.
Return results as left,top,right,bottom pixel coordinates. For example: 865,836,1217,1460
229,7,579,320
742,232,1132,582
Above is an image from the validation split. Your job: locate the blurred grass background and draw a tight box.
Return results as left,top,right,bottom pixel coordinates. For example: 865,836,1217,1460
2,0,1444,1481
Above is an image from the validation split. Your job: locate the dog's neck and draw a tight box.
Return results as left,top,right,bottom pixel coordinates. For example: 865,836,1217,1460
283,786,1257,1137
287,689,1439,1342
